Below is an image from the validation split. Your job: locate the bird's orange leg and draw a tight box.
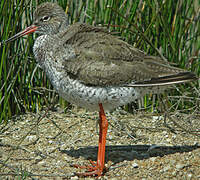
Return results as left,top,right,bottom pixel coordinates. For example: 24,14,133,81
73,103,108,177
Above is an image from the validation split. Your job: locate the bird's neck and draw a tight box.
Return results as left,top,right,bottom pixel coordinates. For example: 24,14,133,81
58,20,69,34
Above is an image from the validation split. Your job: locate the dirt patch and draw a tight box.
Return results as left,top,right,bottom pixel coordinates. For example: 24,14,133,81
0,107,200,179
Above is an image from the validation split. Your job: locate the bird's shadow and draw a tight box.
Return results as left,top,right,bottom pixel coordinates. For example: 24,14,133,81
60,144,200,164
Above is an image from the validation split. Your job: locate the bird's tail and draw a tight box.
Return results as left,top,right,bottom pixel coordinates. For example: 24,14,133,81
127,72,197,87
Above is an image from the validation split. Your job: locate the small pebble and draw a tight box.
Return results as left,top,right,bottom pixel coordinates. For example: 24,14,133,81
26,135,37,142
38,160,46,166
150,157,157,162
132,162,139,168
162,165,170,172
176,163,185,170
152,116,163,121
70,176,78,180
48,140,54,144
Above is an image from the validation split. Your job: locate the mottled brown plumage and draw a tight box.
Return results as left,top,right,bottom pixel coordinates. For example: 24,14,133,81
61,23,196,86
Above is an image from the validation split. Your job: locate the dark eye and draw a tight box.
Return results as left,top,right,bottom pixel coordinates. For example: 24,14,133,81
41,16,50,22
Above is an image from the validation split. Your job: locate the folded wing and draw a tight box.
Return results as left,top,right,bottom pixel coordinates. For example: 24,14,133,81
60,23,197,86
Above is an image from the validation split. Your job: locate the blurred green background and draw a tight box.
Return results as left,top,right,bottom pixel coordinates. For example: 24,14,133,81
0,0,199,123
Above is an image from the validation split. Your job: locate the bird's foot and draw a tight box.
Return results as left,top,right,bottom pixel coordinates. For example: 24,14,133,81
72,160,108,177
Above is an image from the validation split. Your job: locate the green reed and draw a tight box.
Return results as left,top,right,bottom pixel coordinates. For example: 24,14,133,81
0,0,199,123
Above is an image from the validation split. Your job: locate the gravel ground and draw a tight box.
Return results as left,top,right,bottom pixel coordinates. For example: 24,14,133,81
0,107,200,179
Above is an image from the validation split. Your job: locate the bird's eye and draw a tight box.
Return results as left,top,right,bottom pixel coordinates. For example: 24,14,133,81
41,16,50,22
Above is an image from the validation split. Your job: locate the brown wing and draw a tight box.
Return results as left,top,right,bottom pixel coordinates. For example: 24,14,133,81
60,23,196,86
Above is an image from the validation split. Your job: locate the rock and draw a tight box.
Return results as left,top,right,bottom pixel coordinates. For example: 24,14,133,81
132,162,139,168
150,157,157,162
70,176,79,180
176,163,186,170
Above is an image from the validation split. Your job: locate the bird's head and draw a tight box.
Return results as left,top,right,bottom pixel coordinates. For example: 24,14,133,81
5,2,68,43
33,2,69,35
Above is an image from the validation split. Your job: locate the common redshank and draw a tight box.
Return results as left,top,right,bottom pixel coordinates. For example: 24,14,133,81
5,2,197,177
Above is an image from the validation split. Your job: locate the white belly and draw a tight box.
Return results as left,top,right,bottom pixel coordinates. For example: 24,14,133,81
57,76,141,111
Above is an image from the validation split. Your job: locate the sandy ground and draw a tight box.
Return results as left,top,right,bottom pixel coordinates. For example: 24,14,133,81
0,107,200,179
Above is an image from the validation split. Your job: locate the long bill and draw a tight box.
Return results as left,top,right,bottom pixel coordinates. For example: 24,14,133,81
4,25,38,43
